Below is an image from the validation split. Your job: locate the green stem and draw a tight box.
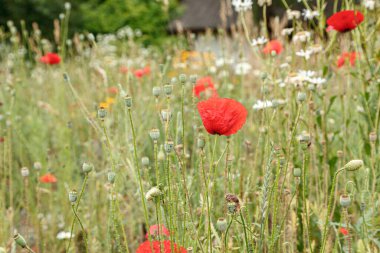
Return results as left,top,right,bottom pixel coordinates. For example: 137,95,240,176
71,205,88,253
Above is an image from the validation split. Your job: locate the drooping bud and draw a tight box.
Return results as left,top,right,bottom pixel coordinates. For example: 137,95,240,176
98,107,107,119
82,162,93,173
163,84,173,97
179,74,187,84
297,92,307,102
152,87,161,98
164,141,174,154
124,95,132,108
145,186,163,201
343,160,363,171
14,233,27,248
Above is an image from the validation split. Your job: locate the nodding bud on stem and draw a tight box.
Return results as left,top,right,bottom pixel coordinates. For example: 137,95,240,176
297,92,306,102
69,190,78,203
14,233,27,248
145,186,162,201
339,194,351,208
216,218,228,232
343,160,363,171
149,128,160,141
82,162,93,173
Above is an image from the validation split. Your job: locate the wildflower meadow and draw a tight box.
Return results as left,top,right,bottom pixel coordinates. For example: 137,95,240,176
0,0,379,252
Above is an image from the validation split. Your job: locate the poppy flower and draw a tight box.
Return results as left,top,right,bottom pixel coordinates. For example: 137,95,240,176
326,10,364,32
337,52,358,68
119,66,129,73
40,173,57,183
136,240,187,253
107,86,119,95
134,66,150,78
340,228,349,236
39,53,61,65
193,76,218,98
197,97,247,136
145,224,170,239
262,40,283,55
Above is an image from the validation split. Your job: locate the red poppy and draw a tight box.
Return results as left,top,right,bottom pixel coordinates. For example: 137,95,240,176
193,76,218,98
136,240,186,253
119,66,129,73
40,173,57,183
327,10,364,32
197,97,247,136
134,66,151,78
340,228,349,236
262,40,283,55
145,225,170,239
107,86,119,95
337,52,358,68
40,53,61,65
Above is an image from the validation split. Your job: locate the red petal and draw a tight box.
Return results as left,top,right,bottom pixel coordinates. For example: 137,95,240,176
327,10,364,32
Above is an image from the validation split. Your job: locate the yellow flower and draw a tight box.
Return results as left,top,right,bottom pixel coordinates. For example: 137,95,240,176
106,97,115,105
99,102,109,109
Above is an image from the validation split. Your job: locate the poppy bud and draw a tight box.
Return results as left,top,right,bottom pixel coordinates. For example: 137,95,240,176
179,74,187,84
369,132,377,143
163,84,173,96
227,202,237,214
189,75,197,84
34,162,42,170
64,2,71,10
125,95,132,108
14,233,27,248
149,128,160,141
297,92,307,102
82,162,93,173
145,186,163,201
21,167,30,177
171,77,177,85
339,194,351,208
293,168,302,177
187,247,193,253
98,107,107,119
59,13,65,20
216,218,228,232
164,141,174,154
161,109,172,122
343,160,363,171
337,150,343,158
158,146,165,161
107,171,116,184
69,190,78,204
141,157,150,167
152,87,161,98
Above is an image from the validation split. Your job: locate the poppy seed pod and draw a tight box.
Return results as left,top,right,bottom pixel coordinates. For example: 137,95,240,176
149,128,160,141
216,218,228,232
189,75,197,84
21,167,30,177
152,86,161,97
171,77,177,85
107,171,116,184
339,194,351,208
33,162,42,170
161,109,172,122
187,247,193,253
179,74,187,84
98,107,107,119
369,132,377,143
343,160,363,171
163,84,173,96
124,95,132,108
14,233,27,248
82,162,93,173
297,92,307,102
145,186,163,201
69,190,78,204
293,168,302,177
141,157,150,167
227,202,237,214
197,135,206,149
164,141,174,153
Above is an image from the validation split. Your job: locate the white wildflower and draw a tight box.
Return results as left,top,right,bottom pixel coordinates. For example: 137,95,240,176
253,100,273,110
363,0,375,10
57,231,73,240
308,77,326,85
234,62,252,75
293,31,311,42
302,9,319,20
281,28,294,36
287,10,301,20
296,49,313,60
251,36,268,47
232,0,253,11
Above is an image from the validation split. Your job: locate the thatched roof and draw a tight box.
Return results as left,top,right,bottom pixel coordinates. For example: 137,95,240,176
169,0,237,33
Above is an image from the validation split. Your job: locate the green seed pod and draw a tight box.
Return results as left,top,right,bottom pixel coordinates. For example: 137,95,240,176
179,74,187,84
124,95,132,108
293,168,302,177
21,167,30,177
97,107,107,119
339,194,351,208
69,190,78,203
163,84,173,96
82,162,93,173
297,92,307,102
33,162,42,171
152,86,161,98
197,135,205,149
14,233,27,248
141,157,150,167
149,128,160,141
227,202,237,214
107,171,116,184
216,218,228,232
189,75,197,84
164,141,174,154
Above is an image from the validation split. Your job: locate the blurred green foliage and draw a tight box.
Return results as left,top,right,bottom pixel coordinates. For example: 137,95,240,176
0,0,179,44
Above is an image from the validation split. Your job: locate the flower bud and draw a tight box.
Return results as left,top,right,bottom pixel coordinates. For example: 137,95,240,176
293,168,301,177
343,160,363,171
98,107,107,119
197,135,206,149
107,171,116,184
158,146,165,161
339,194,351,208
216,218,228,232
149,128,160,141
297,92,306,102
163,84,173,96
21,167,30,177
14,233,27,248
145,186,163,201
161,109,172,122
34,162,42,170
189,75,197,84
141,157,150,167
164,141,174,154
152,87,161,98
227,202,237,214
179,74,187,84
369,132,377,143
82,162,93,173
69,190,78,203
124,95,132,108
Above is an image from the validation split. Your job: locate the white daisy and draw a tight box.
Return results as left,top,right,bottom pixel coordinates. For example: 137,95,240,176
234,62,252,75
302,9,319,20
232,0,253,11
251,36,268,47
296,49,313,60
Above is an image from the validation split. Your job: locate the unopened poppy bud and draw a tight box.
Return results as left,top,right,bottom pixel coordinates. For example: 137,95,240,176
149,128,160,141
216,218,228,232
158,146,165,161
164,141,174,153
21,167,30,177
34,162,42,170
293,168,302,177
369,132,377,143
197,135,206,149
124,95,132,108
69,190,78,203
141,157,150,167
64,2,71,10
297,92,307,102
339,194,351,207
227,202,237,214
343,160,363,171
179,74,187,84
145,186,163,201
107,171,116,184
98,107,107,119
59,13,65,20
82,162,93,173
14,233,27,248
189,75,197,84
163,84,173,96
152,86,161,97
171,77,177,85
161,109,172,122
